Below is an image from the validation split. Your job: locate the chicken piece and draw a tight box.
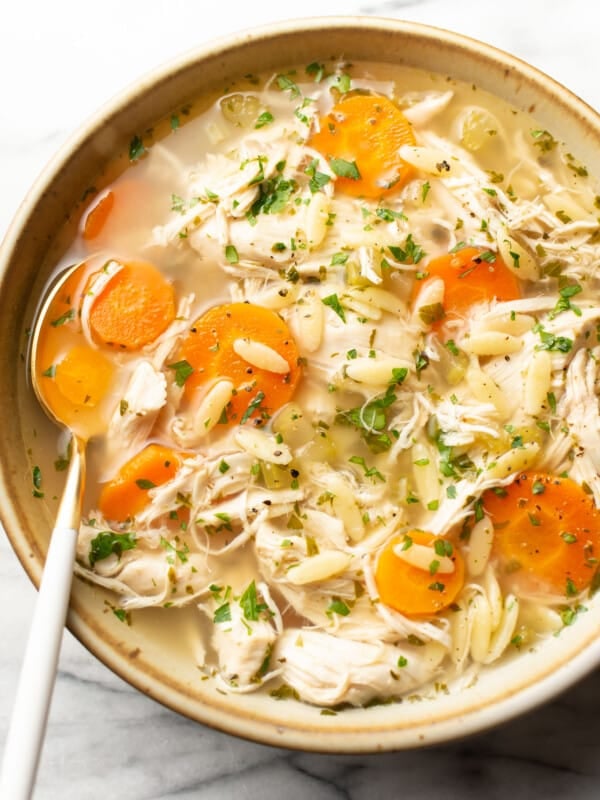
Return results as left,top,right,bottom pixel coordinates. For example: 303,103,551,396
202,583,279,690
401,90,453,127
432,395,500,448
272,629,445,707
75,519,213,610
97,361,167,481
553,347,600,505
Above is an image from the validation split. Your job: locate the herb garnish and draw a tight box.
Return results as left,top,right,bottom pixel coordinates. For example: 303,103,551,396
329,158,361,180
322,294,346,322
50,308,76,328
32,465,44,498
239,580,269,621
167,359,194,387
276,74,301,98
129,135,146,161
241,390,266,424
255,111,274,129
388,234,426,264
89,531,136,567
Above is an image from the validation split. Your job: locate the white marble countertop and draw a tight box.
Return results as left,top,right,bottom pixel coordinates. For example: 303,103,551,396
3,1,600,797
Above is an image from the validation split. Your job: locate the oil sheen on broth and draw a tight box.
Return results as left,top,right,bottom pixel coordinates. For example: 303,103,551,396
30,59,600,708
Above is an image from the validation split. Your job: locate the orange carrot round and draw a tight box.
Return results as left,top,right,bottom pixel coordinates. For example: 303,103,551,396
375,529,465,616
177,302,301,426
53,345,113,408
415,246,521,326
88,260,176,350
98,444,181,522
483,472,600,596
35,264,115,425
310,94,416,198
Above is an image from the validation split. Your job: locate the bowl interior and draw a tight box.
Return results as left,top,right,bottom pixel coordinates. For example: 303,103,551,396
3,16,600,752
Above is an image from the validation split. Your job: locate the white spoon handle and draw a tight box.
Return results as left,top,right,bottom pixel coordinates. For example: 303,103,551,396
0,526,78,799
0,438,84,799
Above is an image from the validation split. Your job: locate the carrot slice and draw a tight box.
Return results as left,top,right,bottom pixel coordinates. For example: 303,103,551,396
88,260,176,350
98,444,181,522
80,180,147,247
53,345,113,408
310,94,416,198
415,246,521,326
375,529,465,616
35,264,115,425
483,472,600,596
177,302,301,426
82,190,115,241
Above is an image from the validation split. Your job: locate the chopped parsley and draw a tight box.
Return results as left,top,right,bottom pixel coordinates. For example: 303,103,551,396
89,531,136,567
276,74,301,98
249,174,298,218
335,73,352,93
129,135,146,161
348,454,385,483
239,580,269,621
331,252,349,266
322,293,346,322
32,465,44,498
167,359,194,387
376,207,406,223
304,158,331,193
428,581,445,593
434,539,453,558
329,158,361,180
50,308,76,328
388,234,426,265
135,478,157,490
327,599,350,617
336,373,405,453
54,452,70,472
213,602,232,624
160,536,189,564
255,111,274,129
531,128,557,152
240,390,266,424
549,283,582,319
414,350,429,376
534,325,573,353
225,244,239,264
305,62,325,82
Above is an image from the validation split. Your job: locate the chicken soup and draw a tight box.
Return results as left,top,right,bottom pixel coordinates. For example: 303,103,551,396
31,59,600,707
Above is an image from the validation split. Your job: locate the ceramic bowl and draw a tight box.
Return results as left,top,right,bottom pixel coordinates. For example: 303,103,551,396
2,16,600,752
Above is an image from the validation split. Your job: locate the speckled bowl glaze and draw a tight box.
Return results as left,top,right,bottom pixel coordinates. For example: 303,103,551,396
2,17,600,752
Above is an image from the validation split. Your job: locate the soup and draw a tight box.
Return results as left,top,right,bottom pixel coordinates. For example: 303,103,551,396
31,59,600,708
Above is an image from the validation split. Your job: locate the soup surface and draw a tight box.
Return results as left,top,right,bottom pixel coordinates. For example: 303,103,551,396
31,60,600,708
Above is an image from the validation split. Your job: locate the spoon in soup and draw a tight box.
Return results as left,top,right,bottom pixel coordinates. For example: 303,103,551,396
0,262,99,799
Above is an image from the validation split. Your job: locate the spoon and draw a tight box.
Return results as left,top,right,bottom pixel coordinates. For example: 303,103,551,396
0,263,89,800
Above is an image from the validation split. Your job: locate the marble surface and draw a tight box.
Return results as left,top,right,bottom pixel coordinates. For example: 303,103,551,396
3,1,600,797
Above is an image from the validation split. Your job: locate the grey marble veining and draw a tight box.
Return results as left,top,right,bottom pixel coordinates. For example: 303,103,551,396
3,1,600,797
